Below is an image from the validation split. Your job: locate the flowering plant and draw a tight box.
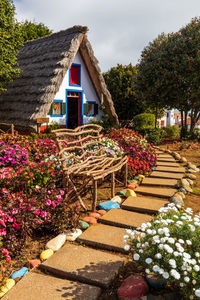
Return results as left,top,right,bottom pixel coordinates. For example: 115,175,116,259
106,128,157,177
124,204,200,299
0,239,11,289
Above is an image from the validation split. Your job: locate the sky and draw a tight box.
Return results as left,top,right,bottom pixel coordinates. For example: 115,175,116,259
13,0,200,72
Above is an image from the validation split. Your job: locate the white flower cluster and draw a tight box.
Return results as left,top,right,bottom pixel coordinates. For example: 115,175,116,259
123,203,200,299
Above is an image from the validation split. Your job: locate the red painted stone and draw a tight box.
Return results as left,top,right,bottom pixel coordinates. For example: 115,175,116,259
97,210,106,216
127,183,139,190
117,275,149,299
29,259,41,268
82,216,97,224
89,212,101,219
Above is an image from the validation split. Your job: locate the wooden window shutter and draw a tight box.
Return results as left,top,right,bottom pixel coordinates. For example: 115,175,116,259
94,103,98,115
84,103,88,115
47,103,53,115
61,103,66,115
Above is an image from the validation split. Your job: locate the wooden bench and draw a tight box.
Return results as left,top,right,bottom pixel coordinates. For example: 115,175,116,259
53,124,128,211
0,123,15,136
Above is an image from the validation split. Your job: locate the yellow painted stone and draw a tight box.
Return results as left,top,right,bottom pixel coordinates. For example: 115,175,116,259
40,249,54,261
0,278,15,297
125,189,136,197
139,175,145,179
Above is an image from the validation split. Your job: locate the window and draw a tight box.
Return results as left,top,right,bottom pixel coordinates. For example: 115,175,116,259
84,102,98,116
69,64,81,86
48,100,65,117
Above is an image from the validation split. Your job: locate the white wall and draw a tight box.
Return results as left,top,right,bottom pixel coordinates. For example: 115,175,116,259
47,50,104,127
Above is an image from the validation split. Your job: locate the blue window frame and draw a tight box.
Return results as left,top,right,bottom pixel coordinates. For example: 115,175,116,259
50,100,64,117
85,101,98,116
69,63,81,87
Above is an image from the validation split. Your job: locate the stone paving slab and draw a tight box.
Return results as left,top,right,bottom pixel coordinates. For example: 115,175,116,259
1,272,101,300
40,243,125,288
157,157,177,163
156,161,180,167
77,224,127,253
98,208,152,229
155,166,185,173
150,171,184,180
142,177,178,187
135,186,177,198
157,154,173,158
121,196,169,213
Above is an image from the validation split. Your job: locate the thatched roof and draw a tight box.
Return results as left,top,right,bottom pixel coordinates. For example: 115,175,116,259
0,25,119,130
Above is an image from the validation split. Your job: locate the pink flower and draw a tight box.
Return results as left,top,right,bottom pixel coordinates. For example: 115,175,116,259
35,209,40,215
2,249,9,255
60,190,65,195
12,208,18,215
37,220,42,225
40,211,47,218
51,201,56,208
45,200,51,206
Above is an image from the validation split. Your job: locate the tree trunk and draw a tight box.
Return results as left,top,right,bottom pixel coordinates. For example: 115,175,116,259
155,105,158,129
180,110,186,138
190,110,200,136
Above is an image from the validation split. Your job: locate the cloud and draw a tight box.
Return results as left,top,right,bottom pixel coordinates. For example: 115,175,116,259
14,0,200,71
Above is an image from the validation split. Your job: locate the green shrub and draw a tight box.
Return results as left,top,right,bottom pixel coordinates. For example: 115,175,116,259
133,113,155,131
191,128,200,141
163,125,180,139
145,128,163,145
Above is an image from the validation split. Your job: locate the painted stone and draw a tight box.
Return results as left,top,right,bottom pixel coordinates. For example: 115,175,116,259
175,192,185,199
186,174,196,180
181,178,190,187
111,195,122,204
98,200,120,210
11,267,28,279
97,210,107,216
187,162,197,170
79,220,90,229
29,259,41,268
146,274,166,289
116,190,127,196
127,183,139,190
171,195,184,207
82,216,97,224
186,179,194,186
188,169,197,173
65,228,82,241
179,187,187,194
117,275,149,300
0,279,15,297
138,175,145,179
46,233,66,251
125,189,137,197
183,185,193,193
180,157,187,163
151,167,156,171
40,249,54,261
134,176,139,180
89,212,101,219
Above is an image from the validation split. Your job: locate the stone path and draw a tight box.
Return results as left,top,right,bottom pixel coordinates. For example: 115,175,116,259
3,149,185,300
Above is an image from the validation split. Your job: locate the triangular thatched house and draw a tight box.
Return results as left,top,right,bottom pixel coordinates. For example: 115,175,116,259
0,25,119,132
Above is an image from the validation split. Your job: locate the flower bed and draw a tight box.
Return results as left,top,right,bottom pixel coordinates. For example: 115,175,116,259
106,128,157,177
124,204,200,299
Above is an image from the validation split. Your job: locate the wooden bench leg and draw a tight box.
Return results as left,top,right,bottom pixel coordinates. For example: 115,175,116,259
111,172,115,198
124,163,128,187
92,180,97,212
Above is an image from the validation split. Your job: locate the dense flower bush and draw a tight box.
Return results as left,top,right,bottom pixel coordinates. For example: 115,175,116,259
0,238,11,289
106,128,157,177
124,204,200,299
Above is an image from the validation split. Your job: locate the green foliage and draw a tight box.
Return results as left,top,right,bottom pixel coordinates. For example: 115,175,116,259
103,64,143,120
48,121,61,131
133,113,155,130
192,128,200,141
0,0,23,93
91,114,118,133
163,125,180,139
145,128,163,145
135,17,200,135
19,20,52,42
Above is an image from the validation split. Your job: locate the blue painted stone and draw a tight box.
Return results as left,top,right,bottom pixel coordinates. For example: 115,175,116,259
146,275,166,289
179,187,187,194
152,167,156,171
98,201,120,210
11,267,28,279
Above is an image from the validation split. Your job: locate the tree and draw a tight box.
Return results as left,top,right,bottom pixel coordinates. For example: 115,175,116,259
0,0,23,93
134,17,200,136
19,20,52,42
103,64,142,120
